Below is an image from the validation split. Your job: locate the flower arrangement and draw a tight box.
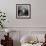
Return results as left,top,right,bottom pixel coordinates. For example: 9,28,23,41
0,10,6,28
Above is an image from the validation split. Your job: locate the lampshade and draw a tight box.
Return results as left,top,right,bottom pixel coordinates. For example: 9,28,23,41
5,29,10,33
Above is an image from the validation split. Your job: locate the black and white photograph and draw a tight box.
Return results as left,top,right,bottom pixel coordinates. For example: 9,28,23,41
16,4,31,19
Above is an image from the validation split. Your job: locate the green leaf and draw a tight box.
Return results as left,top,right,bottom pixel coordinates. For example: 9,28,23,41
0,12,2,13
3,16,6,17
4,13,5,15
1,19,6,20
0,21,1,23
1,15,2,16
1,25,3,28
0,15,2,17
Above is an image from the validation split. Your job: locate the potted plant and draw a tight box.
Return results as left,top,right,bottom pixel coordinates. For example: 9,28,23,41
0,10,6,29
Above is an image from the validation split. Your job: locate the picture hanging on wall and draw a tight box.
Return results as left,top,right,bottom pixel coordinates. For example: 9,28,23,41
16,4,31,19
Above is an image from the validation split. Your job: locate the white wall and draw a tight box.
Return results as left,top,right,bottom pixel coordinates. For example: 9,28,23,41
0,1,46,46
0,0,46,27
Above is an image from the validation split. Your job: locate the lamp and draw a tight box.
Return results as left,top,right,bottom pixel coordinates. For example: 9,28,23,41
5,29,9,33
5,29,10,37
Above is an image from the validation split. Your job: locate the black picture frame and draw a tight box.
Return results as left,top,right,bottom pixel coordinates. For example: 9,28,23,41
16,4,31,19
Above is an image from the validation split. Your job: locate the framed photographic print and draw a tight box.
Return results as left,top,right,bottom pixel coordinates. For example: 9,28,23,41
16,4,31,19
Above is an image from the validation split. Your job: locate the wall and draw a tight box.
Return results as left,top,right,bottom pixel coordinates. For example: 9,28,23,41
0,0,46,27
0,0,46,46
